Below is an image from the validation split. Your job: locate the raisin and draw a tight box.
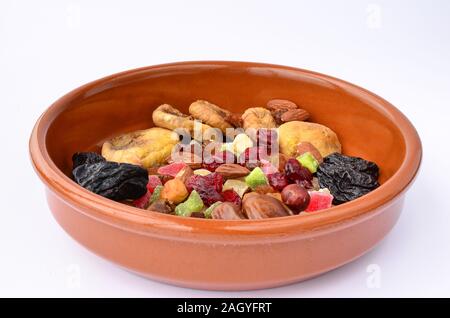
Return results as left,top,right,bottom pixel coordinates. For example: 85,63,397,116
72,152,105,169
72,159,148,201
316,153,379,205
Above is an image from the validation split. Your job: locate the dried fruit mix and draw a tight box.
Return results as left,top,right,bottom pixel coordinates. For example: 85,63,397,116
71,98,380,220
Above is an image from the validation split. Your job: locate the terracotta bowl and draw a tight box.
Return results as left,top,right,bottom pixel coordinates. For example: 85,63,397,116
29,61,421,290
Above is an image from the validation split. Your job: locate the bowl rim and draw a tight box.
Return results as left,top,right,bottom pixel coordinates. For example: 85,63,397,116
29,60,422,239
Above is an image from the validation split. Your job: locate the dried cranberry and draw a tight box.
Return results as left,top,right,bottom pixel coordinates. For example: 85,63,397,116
210,172,224,192
284,158,313,185
186,173,224,206
267,172,289,191
221,189,242,207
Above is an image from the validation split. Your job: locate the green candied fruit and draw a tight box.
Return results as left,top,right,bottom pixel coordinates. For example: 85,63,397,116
297,152,319,173
203,201,222,219
175,190,204,217
245,167,268,190
222,179,249,198
149,185,163,204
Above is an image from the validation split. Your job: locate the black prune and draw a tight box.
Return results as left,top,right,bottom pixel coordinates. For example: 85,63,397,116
72,152,105,169
72,159,148,201
317,153,380,205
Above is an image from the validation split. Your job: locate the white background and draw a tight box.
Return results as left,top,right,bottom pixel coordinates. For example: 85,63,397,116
1,0,449,297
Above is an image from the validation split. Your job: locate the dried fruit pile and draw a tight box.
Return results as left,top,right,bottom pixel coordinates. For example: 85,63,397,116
71,99,380,219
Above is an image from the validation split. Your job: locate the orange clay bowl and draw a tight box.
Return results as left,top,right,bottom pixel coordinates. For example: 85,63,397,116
30,61,421,290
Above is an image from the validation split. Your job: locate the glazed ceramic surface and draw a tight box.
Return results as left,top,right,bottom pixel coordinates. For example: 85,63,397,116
30,61,421,290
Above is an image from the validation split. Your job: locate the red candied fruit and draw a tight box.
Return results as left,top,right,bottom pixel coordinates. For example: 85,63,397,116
186,173,224,206
147,175,162,193
157,162,187,177
267,172,289,191
305,191,333,212
132,191,150,209
221,189,242,207
134,175,163,209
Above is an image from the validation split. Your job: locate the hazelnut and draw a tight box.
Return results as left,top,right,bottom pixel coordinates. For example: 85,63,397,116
281,184,310,214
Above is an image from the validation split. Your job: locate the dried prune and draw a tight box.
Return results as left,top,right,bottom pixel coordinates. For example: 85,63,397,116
72,159,148,201
72,152,105,169
317,153,379,205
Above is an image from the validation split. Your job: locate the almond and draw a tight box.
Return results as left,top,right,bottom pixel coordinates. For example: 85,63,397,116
215,164,250,179
280,108,310,122
266,99,298,111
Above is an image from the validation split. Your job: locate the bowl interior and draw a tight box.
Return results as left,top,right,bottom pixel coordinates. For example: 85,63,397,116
45,62,405,185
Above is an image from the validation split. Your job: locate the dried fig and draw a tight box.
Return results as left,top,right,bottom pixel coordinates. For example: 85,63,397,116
278,121,341,158
242,107,276,130
242,193,291,219
152,104,212,135
101,127,179,168
189,100,235,133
